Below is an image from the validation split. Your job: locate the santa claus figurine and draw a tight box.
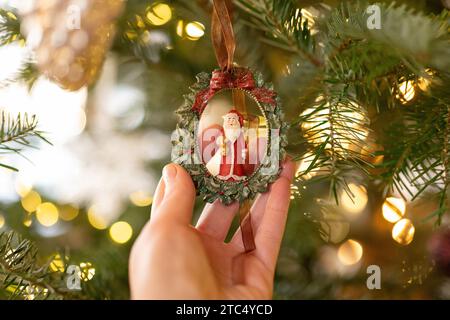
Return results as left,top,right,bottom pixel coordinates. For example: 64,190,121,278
206,109,249,181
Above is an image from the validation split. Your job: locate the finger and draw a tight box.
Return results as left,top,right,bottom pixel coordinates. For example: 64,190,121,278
228,192,268,247
229,159,292,247
150,177,165,218
253,160,295,272
196,200,239,241
151,163,196,225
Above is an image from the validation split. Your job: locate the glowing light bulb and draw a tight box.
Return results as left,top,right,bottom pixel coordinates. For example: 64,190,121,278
0,214,5,229
109,221,133,244
396,79,415,104
36,202,59,227
185,21,205,40
129,191,153,207
87,206,108,230
382,197,405,223
340,183,368,216
50,254,66,272
59,204,79,221
21,190,41,213
146,3,172,26
337,239,363,265
392,218,415,245
79,262,95,281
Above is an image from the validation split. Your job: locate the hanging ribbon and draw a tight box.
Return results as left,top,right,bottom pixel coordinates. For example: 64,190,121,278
211,0,255,252
211,0,235,71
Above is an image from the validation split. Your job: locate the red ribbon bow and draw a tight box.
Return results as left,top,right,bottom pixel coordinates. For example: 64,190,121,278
192,68,276,114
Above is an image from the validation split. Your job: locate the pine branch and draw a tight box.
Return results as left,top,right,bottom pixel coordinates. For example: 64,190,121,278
0,231,84,300
0,9,24,46
296,85,373,203
0,111,50,171
235,0,321,67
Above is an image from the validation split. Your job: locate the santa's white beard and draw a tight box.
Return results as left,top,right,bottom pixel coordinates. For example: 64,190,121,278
224,127,241,142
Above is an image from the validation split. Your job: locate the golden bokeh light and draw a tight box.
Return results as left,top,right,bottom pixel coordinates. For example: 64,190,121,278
417,69,434,91
50,254,66,273
337,239,363,265
320,211,350,244
79,262,95,281
36,202,59,227
59,204,79,221
176,20,185,37
295,152,317,180
146,3,172,26
23,214,33,227
87,206,108,230
109,221,133,244
21,190,42,213
185,21,205,40
392,218,415,245
0,214,5,229
340,183,368,216
382,197,406,223
129,191,153,207
300,97,368,151
396,79,416,104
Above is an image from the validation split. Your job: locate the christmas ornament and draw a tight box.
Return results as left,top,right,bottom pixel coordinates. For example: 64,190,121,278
428,228,450,276
172,0,287,252
19,0,124,91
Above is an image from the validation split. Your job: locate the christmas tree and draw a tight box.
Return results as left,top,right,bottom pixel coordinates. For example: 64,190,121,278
0,0,449,299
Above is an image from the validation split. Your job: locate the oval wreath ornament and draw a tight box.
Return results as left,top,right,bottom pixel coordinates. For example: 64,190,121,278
171,67,288,205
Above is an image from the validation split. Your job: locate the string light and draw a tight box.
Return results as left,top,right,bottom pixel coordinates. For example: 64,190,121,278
0,214,5,229
337,239,363,265
59,204,79,221
176,20,185,37
87,206,108,230
20,190,41,213
382,197,405,223
129,191,153,207
23,213,33,227
392,218,415,245
417,69,434,92
36,202,59,227
185,21,205,40
300,96,368,151
109,221,133,244
340,183,368,217
79,262,95,281
396,79,416,104
50,254,66,273
146,3,172,26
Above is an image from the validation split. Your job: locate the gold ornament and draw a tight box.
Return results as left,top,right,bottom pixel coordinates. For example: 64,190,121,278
20,0,124,91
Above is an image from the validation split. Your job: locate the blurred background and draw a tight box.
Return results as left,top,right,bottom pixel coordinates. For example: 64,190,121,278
0,0,449,299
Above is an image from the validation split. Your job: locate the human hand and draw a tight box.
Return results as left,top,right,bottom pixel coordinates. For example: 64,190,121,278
129,160,295,299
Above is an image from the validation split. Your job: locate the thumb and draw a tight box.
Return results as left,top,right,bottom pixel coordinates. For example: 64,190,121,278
151,163,196,225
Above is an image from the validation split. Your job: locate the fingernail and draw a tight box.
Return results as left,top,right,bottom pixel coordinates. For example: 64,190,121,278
163,164,177,186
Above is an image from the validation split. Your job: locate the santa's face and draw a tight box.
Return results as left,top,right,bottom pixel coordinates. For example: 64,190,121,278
223,114,241,129
222,113,241,142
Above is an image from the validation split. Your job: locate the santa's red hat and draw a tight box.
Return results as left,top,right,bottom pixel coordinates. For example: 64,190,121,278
223,109,244,126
